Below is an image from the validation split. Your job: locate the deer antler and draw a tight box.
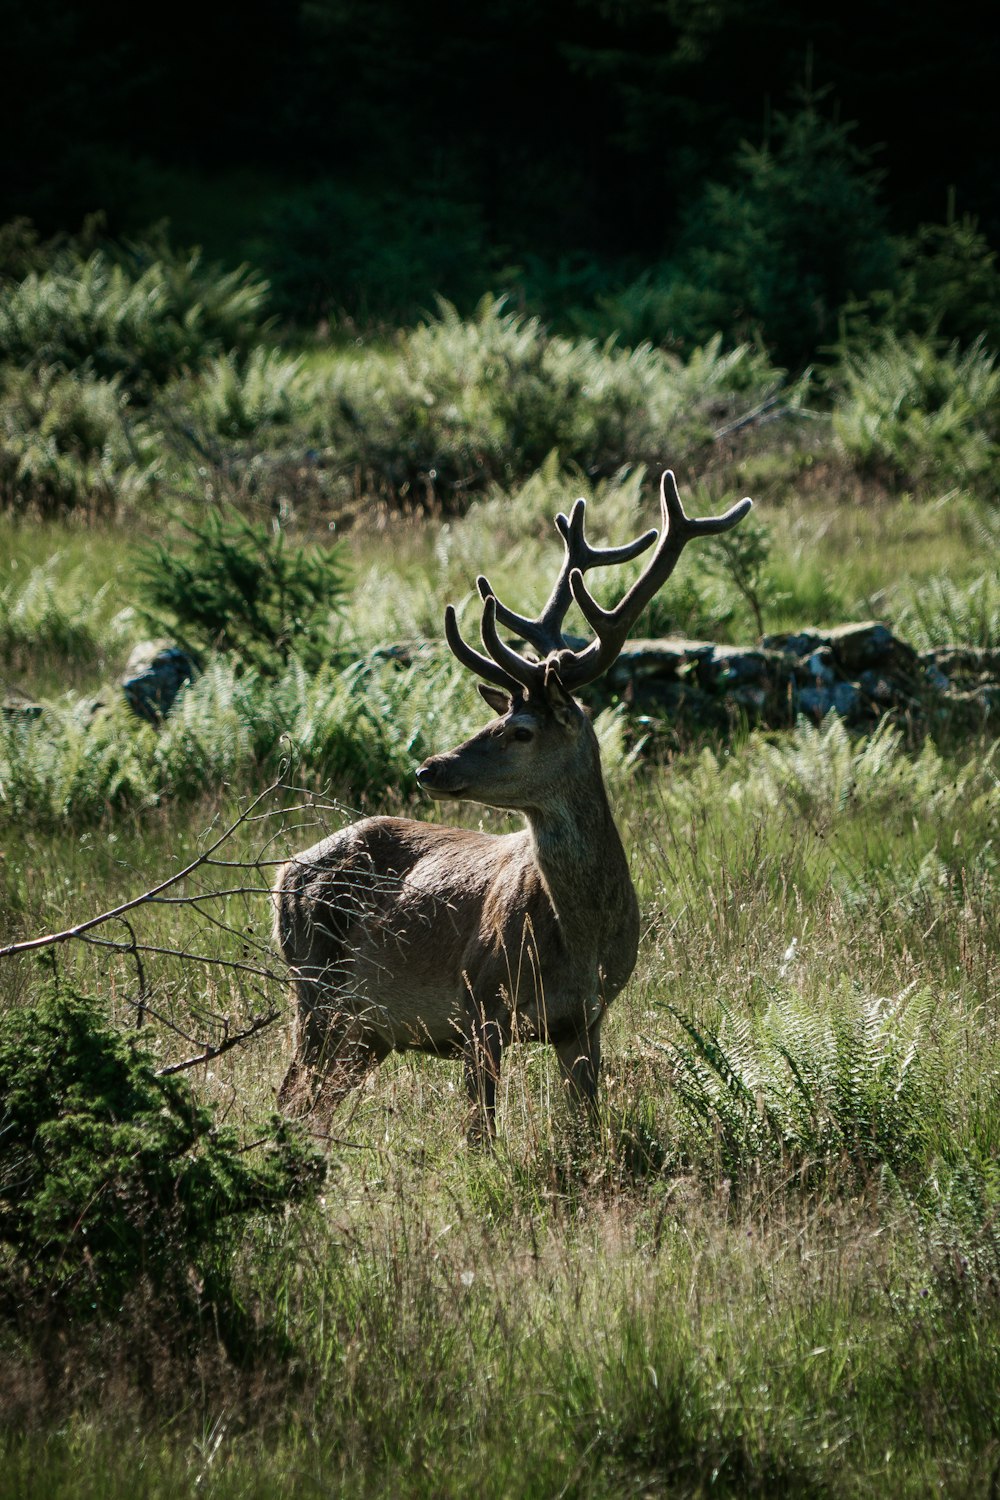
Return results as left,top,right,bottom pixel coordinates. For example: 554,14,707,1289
477,496,657,658
559,470,752,688
445,470,753,695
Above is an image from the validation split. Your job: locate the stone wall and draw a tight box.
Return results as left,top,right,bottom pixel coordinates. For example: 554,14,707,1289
4,622,997,735
601,622,1000,731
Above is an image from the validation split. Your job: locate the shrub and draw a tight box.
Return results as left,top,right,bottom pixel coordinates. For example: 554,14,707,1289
0,366,161,513
0,559,131,668
894,218,1000,348
615,97,896,365
135,509,347,673
0,698,157,825
0,650,477,825
254,178,493,323
888,571,1000,651
0,216,52,282
0,978,323,1320
319,298,789,506
168,346,313,442
665,984,943,1187
0,240,269,394
874,217,1000,352
831,332,1000,488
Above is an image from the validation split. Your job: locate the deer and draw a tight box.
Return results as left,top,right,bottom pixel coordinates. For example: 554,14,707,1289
272,470,752,1138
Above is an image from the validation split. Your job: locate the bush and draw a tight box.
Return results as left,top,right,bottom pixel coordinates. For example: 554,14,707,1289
170,346,312,441
0,698,157,825
319,297,789,506
0,650,478,825
0,978,323,1320
831,332,1000,488
665,984,942,1188
869,217,1000,353
135,509,347,673
0,366,161,513
892,218,1000,349
0,559,130,668
610,97,895,365
0,239,269,394
253,179,494,323
888,571,1000,651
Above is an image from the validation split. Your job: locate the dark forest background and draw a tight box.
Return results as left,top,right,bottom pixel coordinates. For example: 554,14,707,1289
5,0,999,360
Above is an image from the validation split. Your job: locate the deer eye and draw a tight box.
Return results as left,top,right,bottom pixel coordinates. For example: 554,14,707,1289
512,726,534,742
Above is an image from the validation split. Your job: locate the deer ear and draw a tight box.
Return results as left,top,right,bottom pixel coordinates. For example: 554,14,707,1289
543,665,579,729
478,683,513,715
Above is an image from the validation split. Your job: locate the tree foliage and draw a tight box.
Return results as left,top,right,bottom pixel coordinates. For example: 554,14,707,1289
0,976,323,1319
649,97,896,363
135,510,348,673
3,0,997,314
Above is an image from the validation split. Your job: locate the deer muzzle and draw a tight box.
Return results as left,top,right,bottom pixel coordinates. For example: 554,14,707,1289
416,753,468,800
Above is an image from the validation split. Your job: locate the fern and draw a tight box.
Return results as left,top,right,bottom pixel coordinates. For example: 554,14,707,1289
0,243,268,392
889,571,1000,650
663,985,944,1186
171,346,312,441
0,558,131,664
831,332,999,490
316,296,789,504
0,365,161,513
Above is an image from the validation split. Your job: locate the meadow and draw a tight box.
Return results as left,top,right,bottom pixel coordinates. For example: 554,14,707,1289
1,230,999,1497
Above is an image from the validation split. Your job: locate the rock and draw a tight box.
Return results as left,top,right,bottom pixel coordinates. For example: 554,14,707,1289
832,680,861,717
858,669,900,705
796,684,835,719
823,621,907,672
607,638,707,691
803,647,837,685
1,699,42,723
121,642,198,724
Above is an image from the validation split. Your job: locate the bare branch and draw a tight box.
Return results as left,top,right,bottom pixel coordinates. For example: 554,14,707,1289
155,1010,281,1077
75,931,286,983
115,917,150,1028
0,778,285,961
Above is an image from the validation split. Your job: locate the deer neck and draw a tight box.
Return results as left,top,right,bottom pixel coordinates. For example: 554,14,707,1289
524,772,633,952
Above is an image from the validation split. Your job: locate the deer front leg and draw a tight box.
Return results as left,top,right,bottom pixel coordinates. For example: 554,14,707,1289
554,1018,602,1118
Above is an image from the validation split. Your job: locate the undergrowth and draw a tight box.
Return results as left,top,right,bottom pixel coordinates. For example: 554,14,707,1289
0,696,997,1495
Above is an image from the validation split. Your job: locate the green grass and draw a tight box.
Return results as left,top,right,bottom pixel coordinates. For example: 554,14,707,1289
2,307,1000,1492
1,694,998,1495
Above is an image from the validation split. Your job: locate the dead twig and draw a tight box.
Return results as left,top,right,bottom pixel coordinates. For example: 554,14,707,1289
0,777,283,961
155,1009,281,1077
115,916,149,1027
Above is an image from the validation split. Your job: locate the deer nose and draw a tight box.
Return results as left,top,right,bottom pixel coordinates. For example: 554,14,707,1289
416,754,466,798
415,756,443,790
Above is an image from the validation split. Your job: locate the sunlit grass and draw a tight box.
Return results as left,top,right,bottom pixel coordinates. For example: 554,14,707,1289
3,459,1000,1495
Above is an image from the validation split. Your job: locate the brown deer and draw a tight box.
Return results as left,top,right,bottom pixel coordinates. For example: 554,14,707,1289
273,470,752,1136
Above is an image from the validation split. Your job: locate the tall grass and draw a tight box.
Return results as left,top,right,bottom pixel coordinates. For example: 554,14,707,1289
2,685,998,1496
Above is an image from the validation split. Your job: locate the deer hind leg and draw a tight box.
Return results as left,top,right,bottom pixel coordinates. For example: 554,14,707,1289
278,975,384,1125
464,1006,505,1146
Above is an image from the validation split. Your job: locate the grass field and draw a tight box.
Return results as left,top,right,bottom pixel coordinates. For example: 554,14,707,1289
2,433,999,1496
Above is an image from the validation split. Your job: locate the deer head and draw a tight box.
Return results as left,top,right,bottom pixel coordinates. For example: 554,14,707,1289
416,470,753,809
